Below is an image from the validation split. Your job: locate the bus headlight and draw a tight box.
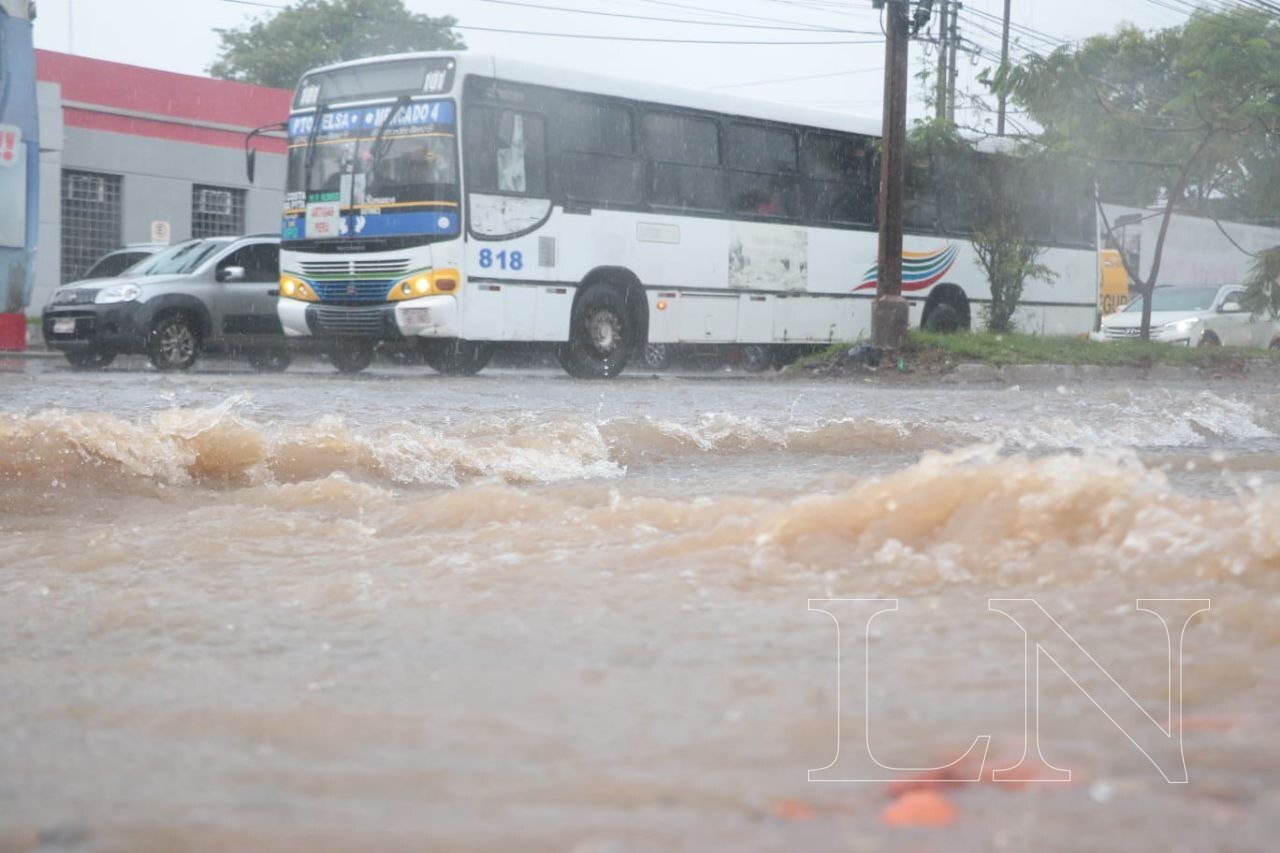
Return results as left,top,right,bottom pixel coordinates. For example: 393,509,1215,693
280,275,318,302
387,268,460,301
95,283,141,304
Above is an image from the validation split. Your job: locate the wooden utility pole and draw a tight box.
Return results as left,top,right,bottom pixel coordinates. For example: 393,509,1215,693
935,0,950,121
872,0,910,350
997,0,1012,135
946,2,959,124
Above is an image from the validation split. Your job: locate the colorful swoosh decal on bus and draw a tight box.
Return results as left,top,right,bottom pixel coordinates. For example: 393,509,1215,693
854,244,960,292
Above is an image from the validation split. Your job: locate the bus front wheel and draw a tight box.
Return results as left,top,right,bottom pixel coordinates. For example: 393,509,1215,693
422,339,492,376
329,340,375,373
559,284,634,379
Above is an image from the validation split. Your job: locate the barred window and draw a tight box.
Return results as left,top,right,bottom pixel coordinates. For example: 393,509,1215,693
191,185,246,238
60,170,122,283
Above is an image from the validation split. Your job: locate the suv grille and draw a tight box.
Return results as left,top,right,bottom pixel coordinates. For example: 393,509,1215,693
1104,327,1142,339
51,289,97,305
299,258,412,277
310,279,391,303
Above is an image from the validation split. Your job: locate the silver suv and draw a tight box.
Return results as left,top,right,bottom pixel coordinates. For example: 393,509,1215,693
42,235,289,371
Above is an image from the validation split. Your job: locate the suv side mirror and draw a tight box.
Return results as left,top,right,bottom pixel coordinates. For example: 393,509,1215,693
217,266,246,283
1220,300,1243,313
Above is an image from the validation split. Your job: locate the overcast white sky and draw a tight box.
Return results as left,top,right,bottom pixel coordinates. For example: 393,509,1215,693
34,0,1195,126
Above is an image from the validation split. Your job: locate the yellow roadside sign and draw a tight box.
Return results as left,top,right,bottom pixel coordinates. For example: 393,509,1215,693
1099,249,1130,316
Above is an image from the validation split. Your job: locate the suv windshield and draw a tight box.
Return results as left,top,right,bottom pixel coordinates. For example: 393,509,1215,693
1124,286,1221,313
129,239,232,276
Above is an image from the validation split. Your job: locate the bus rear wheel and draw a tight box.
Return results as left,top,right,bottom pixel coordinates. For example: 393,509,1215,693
559,284,633,379
422,339,492,376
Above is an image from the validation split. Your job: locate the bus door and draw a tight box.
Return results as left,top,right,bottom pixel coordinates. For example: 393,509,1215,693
464,105,560,340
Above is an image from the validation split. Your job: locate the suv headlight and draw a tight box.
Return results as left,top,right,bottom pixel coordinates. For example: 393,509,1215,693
95,283,142,304
1162,318,1198,334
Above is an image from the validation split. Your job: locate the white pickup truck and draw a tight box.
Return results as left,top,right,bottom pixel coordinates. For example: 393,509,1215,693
1091,284,1280,349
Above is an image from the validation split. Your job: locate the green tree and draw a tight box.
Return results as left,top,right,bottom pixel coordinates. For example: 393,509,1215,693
972,224,1057,335
998,8,1280,340
907,119,1059,333
1242,246,1280,320
210,0,464,89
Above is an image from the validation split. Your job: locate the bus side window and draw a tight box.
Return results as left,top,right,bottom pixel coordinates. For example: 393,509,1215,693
800,133,874,226
556,96,642,206
497,113,528,192
640,111,725,212
464,107,547,197
726,123,798,219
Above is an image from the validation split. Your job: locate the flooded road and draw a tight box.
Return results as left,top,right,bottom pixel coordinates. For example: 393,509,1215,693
2,362,1279,850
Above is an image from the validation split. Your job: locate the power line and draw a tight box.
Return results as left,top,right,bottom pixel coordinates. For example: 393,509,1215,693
709,66,882,89
476,0,879,34
218,0,883,44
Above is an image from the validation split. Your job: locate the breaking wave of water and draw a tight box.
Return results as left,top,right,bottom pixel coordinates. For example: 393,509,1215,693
1,389,1273,499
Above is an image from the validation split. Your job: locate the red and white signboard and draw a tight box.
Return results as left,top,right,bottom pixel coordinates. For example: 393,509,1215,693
305,202,341,239
0,125,21,168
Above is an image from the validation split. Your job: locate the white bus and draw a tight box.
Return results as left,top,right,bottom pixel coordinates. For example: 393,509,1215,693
276,52,1100,377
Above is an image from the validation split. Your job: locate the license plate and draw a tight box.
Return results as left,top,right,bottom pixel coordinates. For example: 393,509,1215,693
53,318,76,334
401,307,431,326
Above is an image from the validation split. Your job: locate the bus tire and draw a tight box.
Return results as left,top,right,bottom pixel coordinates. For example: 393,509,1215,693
329,340,375,373
921,285,971,334
422,339,492,376
147,311,201,371
559,283,634,379
923,303,962,333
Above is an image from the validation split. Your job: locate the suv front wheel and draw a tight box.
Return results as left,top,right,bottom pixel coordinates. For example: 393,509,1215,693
147,312,201,371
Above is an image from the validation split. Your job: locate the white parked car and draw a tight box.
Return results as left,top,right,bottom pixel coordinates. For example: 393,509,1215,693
1091,284,1280,349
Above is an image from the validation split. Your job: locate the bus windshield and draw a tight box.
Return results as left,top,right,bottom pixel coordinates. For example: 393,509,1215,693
283,99,459,243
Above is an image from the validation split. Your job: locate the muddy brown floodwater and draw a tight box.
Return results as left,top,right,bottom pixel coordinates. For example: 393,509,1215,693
1,363,1279,851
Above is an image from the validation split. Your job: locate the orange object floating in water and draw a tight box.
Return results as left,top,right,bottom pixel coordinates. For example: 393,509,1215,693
880,789,958,828
769,799,816,822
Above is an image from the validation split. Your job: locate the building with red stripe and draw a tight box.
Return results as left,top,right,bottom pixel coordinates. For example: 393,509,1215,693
30,50,291,312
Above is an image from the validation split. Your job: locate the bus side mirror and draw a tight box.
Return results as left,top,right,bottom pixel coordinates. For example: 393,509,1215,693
243,121,286,185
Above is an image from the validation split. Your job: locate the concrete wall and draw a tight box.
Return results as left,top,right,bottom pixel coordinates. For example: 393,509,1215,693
27,111,285,314
33,81,63,316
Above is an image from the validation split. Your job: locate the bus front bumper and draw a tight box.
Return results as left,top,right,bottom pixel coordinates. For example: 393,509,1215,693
278,295,459,339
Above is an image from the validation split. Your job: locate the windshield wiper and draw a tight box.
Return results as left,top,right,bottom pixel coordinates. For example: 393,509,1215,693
302,102,328,201
365,95,413,188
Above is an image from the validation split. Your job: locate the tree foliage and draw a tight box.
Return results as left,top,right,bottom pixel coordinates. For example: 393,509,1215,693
998,8,1280,339
907,120,1058,333
210,0,464,89
1242,246,1280,319
972,225,1056,334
